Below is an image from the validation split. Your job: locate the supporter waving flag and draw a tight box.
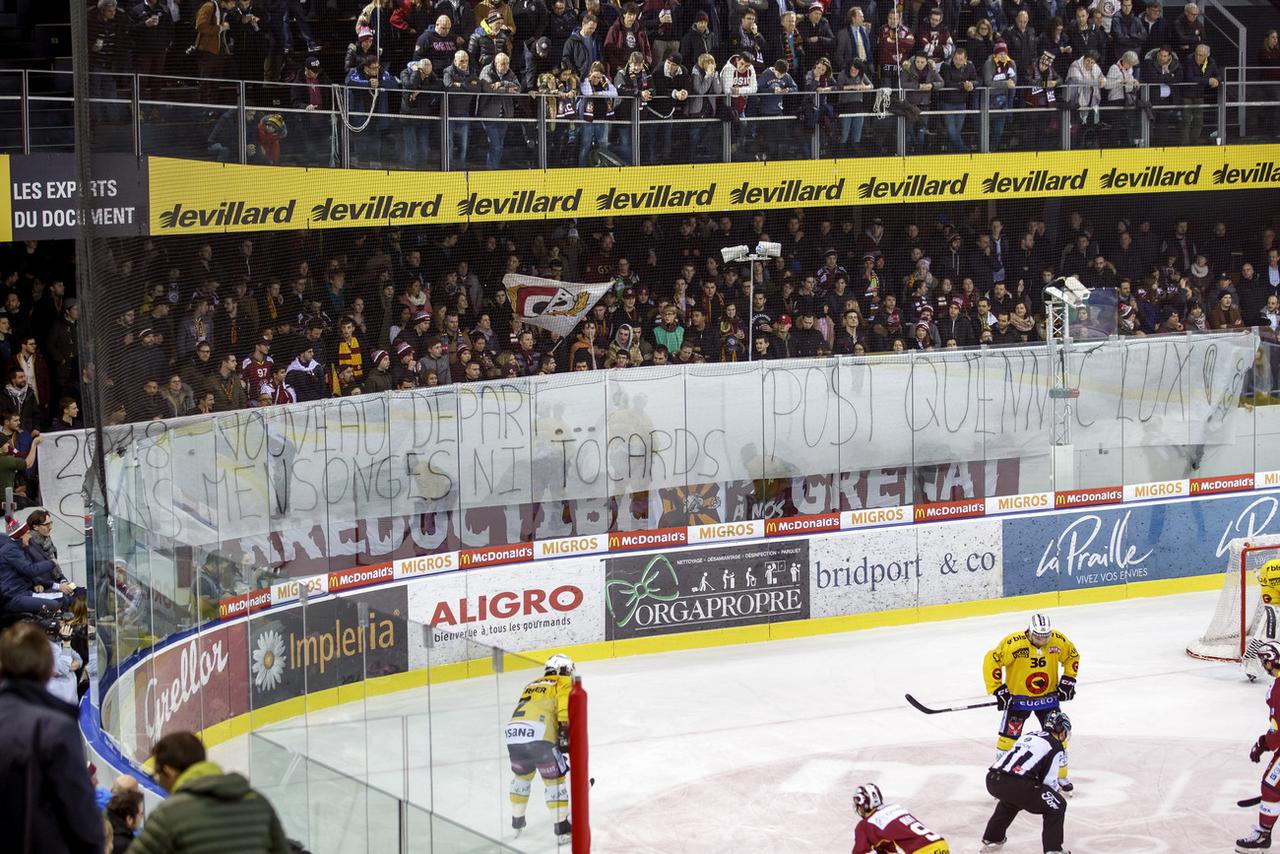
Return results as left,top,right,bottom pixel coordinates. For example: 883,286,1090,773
502,273,612,337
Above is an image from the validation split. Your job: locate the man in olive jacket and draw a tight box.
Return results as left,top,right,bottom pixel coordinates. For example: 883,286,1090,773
130,731,290,854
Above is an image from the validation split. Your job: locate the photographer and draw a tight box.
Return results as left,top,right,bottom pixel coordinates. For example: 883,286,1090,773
40,610,84,704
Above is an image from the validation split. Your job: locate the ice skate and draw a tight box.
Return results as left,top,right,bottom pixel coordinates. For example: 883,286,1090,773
1238,827,1272,852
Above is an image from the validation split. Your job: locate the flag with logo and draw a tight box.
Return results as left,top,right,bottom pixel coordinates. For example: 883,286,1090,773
503,273,611,337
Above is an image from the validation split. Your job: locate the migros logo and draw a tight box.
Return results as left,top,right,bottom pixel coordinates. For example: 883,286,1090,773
858,173,968,200
457,188,582,217
729,178,845,206
1099,163,1201,189
158,199,296,230
311,194,442,222
1213,162,1280,185
981,169,1087,194
596,184,716,211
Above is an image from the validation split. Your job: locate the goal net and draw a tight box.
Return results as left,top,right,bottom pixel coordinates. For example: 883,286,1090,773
1186,537,1280,662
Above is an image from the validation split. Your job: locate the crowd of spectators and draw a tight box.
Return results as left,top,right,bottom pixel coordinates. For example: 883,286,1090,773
2,203,1275,427
83,0,1280,164
2,618,292,853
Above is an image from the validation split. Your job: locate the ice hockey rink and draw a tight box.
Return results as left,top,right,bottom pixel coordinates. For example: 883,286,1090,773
214,589,1261,853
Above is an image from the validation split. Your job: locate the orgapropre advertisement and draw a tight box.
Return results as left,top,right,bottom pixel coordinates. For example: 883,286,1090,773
605,539,809,640
406,558,605,666
245,586,409,708
808,520,1003,618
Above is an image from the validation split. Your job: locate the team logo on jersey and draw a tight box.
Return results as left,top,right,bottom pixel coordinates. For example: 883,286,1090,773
1047,646,1061,654
1025,672,1050,694
1012,648,1029,660
992,668,1001,682
1007,718,1025,738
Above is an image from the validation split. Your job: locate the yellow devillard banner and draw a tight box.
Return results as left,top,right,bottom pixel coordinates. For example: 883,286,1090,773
0,155,11,243
148,144,1280,235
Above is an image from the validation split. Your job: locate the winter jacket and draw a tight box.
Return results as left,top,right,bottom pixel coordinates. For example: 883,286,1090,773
442,61,481,114
982,53,1018,109
285,357,326,402
0,535,56,599
468,20,514,70
1000,22,1036,73
834,67,872,110
650,62,692,116
938,58,978,106
603,19,652,74
128,761,290,854
0,679,101,854
1141,48,1182,106
901,61,944,107
563,28,599,78
128,1,175,55
679,26,720,69
1066,57,1104,108
478,61,522,117
399,64,443,115
1182,51,1221,103
1104,60,1138,103
613,65,654,117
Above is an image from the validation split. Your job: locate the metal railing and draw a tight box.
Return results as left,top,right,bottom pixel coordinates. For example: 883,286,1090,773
0,66,1271,168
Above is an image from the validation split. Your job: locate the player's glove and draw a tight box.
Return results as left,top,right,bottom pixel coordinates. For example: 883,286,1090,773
1057,676,1077,702
994,684,1012,711
1251,735,1270,763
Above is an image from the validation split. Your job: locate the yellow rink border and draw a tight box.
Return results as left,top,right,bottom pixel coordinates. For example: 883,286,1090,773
198,572,1222,749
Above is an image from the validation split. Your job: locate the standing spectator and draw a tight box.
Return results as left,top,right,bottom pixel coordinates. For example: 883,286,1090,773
129,731,290,854
89,0,128,122
128,0,175,106
46,299,80,407
1064,5,1103,69
796,3,835,71
1110,0,1144,63
10,335,51,418
835,57,873,151
604,3,652,74
289,56,333,165
1172,2,1205,58
207,353,249,411
578,61,620,165
982,41,1017,149
285,343,326,401
1182,42,1220,145
679,11,718,70
479,52,523,169
1066,49,1104,147
564,15,601,79
470,10,515,70
344,57,397,166
194,0,237,104
415,14,466,67
834,7,873,74
400,58,441,169
1138,2,1168,55
877,9,915,85
443,50,480,168
939,46,977,151
1001,10,1036,77
0,622,101,854
48,397,82,432
1104,50,1140,146
1142,45,1182,146
4,368,40,432
1258,30,1280,136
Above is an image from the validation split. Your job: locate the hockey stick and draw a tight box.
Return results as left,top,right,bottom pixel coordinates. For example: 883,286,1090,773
905,693,999,715
1240,796,1263,808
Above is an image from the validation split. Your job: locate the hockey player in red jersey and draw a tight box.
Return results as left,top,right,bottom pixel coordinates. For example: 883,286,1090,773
1240,641,1280,852
850,783,950,853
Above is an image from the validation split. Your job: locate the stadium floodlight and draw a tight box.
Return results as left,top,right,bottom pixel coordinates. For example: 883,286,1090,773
1061,275,1091,302
754,241,782,258
1045,286,1082,308
721,245,750,263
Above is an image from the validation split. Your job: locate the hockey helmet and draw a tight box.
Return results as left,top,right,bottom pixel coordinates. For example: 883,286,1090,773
1042,709,1072,739
1258,641,1280,676
1028,613,1052,647
260,113,287,139
545,654,575,676
853,783,884,818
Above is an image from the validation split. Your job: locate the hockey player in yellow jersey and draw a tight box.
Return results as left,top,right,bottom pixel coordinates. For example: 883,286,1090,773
983,613,1081,795
506,653,575,842
1245,560,1280,681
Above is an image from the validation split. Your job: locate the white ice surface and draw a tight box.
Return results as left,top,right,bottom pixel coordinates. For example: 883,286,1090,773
213,590,1266,853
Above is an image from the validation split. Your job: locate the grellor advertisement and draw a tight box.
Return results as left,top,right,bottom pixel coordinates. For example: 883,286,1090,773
808,520,1003,618
1000,489,1280,596
406,559,605,667
9,153,147,239
245,586,408,708
130,621,249,762
605,540,809,640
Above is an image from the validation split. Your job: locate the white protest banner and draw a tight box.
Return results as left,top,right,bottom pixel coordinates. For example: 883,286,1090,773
503,272,611,336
